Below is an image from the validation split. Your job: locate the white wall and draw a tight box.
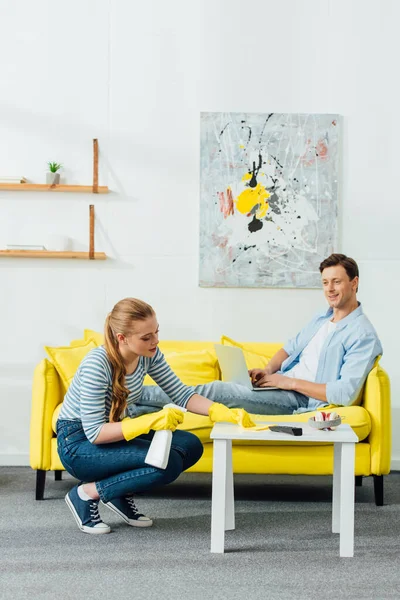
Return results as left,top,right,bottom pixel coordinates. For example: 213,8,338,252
0,0,398,467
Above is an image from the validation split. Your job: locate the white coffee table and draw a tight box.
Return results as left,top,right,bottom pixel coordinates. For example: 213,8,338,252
210,422,358,557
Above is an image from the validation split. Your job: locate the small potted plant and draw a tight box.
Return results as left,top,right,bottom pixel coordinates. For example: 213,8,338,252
46,162,62,185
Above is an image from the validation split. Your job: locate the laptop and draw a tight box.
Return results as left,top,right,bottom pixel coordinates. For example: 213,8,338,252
214,344,278,391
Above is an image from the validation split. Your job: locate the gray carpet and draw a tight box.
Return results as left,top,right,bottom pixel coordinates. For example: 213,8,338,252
1,468,399,600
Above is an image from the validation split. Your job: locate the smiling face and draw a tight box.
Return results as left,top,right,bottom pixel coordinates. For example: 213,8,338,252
117,315,159,358
321,265,358,310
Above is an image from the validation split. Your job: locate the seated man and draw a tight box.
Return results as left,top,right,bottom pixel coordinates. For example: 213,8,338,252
139,253,382,416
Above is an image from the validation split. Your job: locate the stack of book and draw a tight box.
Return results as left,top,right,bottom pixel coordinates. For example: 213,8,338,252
6,245,47,250
0,176,27,183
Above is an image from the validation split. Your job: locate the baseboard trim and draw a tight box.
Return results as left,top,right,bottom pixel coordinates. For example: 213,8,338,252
1,453,400,470
0,454,29,466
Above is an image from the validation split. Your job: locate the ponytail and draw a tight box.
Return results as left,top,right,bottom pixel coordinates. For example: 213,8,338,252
104,314,129,422
103,298,155,423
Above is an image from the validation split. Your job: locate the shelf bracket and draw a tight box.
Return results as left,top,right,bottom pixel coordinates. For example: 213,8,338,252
89,204,95,259
93,138,99,194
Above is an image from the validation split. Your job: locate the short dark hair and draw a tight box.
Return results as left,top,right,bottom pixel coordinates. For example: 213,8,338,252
319,253,359,281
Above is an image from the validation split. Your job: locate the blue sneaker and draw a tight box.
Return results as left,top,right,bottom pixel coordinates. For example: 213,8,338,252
65,485,111,534
101,496,153,527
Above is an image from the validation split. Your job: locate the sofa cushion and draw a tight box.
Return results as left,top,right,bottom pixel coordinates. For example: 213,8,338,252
69,338,86,347
224,339,284,357
157,341,217,354
84,329,104,346
45,338,97,390
83,331,218,356
80,338,220,385
144,350,220,386
220,335,283,369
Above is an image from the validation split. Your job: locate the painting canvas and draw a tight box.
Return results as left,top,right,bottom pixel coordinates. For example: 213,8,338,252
199,112,340,288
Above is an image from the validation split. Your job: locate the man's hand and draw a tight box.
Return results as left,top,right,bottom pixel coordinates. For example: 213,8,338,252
255,372,295,391
248,368,270,385
248,348,289,386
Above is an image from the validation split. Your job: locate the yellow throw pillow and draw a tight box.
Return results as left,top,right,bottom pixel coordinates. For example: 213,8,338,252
69,338,86,348
220,335,269,370
144,350,220,386
45,338,97,390
157,341,216,354
83,329,104,346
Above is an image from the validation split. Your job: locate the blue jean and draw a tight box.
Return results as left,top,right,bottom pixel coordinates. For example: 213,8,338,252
137,381,310,416
56,419,203,503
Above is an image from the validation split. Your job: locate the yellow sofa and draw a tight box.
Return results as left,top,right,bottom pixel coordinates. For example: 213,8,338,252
30,333,391,505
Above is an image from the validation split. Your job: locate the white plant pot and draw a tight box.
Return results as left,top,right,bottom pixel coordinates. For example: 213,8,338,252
46,172,60,185
45,235,71,251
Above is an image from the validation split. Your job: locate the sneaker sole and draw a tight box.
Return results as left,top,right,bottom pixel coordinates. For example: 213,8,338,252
101,500,153,527
65,493,111,535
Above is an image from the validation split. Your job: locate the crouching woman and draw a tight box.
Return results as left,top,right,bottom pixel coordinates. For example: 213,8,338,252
57,297,251,534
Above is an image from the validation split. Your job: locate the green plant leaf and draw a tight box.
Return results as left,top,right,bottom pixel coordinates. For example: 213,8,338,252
47,161,62,172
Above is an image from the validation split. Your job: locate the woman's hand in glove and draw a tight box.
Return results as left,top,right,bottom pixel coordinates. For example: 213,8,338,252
121,407,184,441
208,403,255,428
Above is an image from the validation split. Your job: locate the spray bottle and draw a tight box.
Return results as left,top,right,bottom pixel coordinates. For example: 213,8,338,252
144,403,187,469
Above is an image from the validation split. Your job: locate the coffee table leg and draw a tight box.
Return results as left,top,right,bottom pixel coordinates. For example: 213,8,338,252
211,439,228,553
332,442,341,534
339,442,355,557
225,440,235,531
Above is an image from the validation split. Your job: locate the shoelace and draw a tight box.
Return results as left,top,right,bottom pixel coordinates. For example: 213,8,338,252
89,501,102,524
126,496,139,515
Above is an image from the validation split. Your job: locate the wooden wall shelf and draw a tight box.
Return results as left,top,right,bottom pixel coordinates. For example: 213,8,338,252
0,250,107,260
0,184,109,193
1,141,107,260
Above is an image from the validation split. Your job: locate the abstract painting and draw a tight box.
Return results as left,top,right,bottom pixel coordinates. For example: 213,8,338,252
199,112,339,288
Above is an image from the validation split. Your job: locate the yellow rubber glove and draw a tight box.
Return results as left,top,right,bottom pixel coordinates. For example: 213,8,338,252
208,403,256,428
121,407,184,441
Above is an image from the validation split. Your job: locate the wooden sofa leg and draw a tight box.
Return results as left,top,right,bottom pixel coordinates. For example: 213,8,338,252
373,475,384,506
36,470,46,500
55,470,62,481
355,475,363,487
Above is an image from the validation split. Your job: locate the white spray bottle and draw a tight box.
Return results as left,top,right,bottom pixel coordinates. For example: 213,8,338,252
144,403,186,470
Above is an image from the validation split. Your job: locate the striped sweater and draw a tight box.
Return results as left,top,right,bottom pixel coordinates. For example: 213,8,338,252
58,346,195,442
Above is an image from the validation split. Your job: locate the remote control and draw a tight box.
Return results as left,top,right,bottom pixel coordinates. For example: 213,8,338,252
269,425,303,436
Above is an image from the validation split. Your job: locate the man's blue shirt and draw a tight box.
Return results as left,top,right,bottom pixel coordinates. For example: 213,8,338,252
281,303,382,407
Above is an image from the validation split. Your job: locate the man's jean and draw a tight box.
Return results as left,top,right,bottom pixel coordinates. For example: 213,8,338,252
133,381,313,417
56,419,203,503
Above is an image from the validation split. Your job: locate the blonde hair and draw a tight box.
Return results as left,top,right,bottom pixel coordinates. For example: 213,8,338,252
104,298,155,422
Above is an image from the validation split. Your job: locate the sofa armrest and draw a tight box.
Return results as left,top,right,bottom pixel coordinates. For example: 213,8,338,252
362,361,391,475
30,359,63,470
